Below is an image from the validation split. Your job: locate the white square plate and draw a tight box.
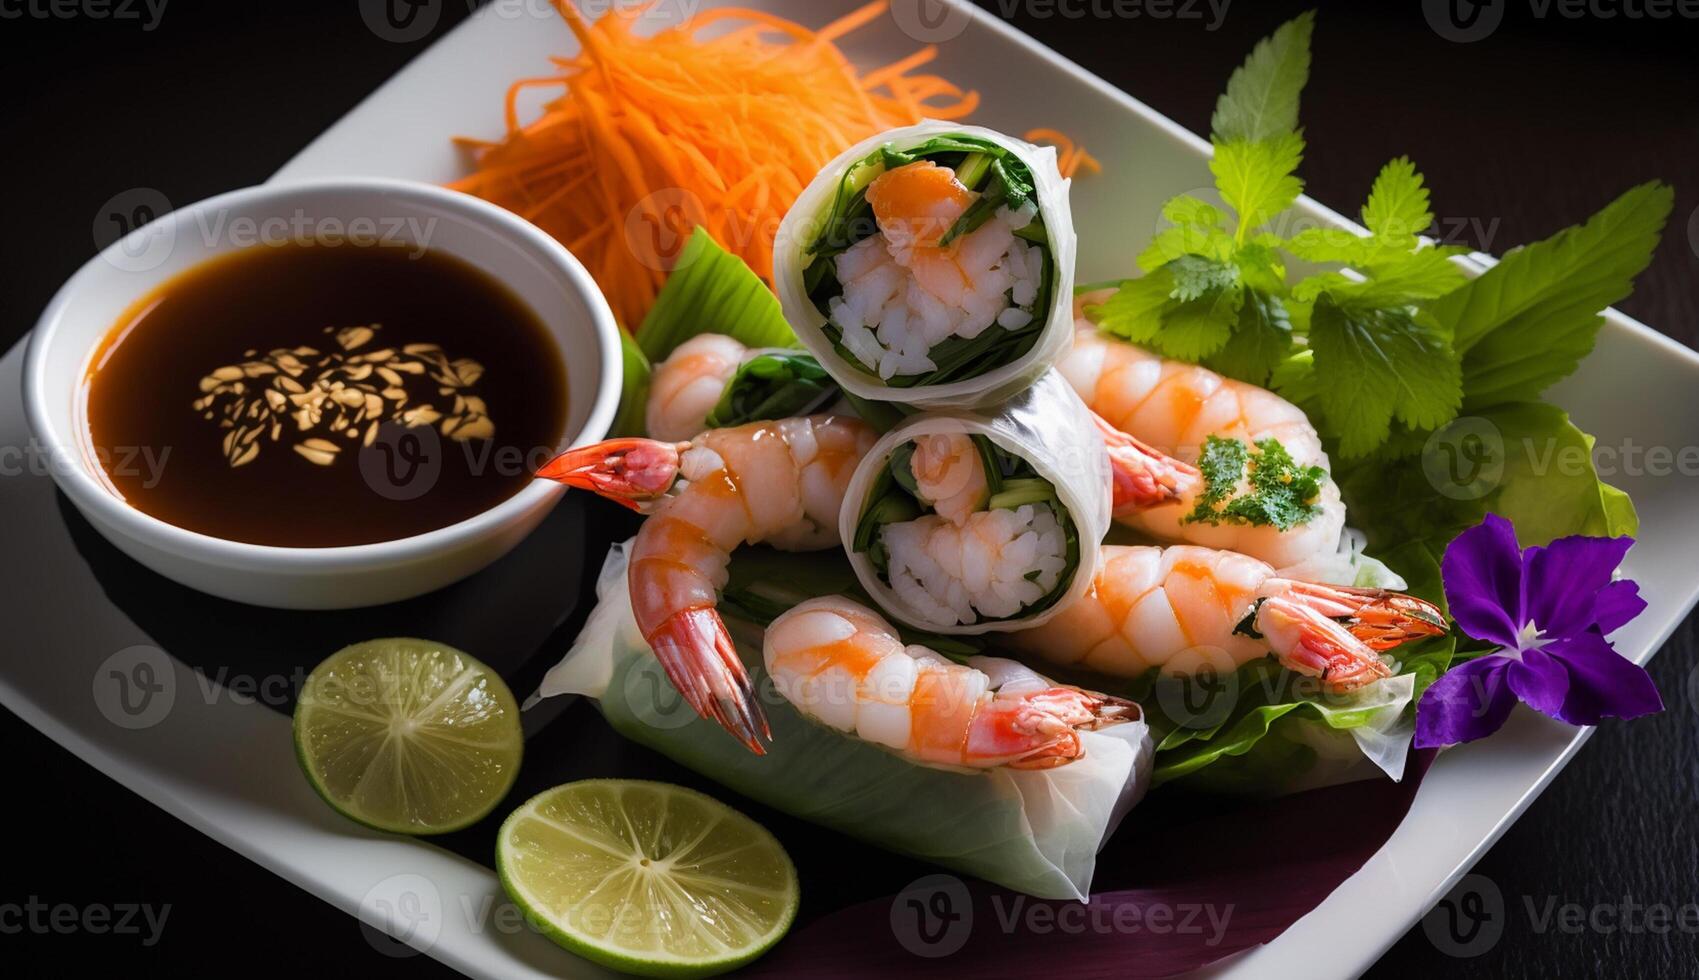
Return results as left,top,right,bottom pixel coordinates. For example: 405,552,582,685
5,2,1697,977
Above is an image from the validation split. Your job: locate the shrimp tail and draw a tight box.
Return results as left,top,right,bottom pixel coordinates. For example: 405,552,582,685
1252,595,1395,693
1276,580,1448,649
975,687,1140,770
647,606,771,755
1093,413,1201,512
536,438,685,511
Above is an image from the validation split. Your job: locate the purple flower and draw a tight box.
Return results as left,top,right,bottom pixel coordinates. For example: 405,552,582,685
1414,513,1662,748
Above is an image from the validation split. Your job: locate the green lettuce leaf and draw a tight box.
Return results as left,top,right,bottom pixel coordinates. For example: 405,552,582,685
611,330,651,438
636,227,798,363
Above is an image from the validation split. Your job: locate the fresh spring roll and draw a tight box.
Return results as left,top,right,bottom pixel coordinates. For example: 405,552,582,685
533,541,1152,902
775,121,1077,410
839,372,1111,634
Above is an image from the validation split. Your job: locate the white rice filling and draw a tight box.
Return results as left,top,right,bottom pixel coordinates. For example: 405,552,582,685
827,208,1042,381
881,502,1068,626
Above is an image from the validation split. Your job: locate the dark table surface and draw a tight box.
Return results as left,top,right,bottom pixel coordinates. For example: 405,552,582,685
3,2,1696,977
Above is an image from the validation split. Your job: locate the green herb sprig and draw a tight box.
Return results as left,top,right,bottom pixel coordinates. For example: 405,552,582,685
1182,435,1326,530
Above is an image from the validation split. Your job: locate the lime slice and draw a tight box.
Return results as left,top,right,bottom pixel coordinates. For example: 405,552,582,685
497,780,799,978
293,638,522,835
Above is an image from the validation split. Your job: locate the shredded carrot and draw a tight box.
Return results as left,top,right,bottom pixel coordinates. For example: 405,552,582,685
450,1,978,329
1025,128,1102,179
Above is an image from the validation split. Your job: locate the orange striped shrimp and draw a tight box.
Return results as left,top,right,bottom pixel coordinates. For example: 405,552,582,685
1059,303,1346,574
537,415,877,752
645,333,747,441
1009,545,1444,693
764,596,1137,770
649,333,1197,521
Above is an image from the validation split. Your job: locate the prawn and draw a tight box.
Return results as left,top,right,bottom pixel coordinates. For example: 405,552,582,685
649,333,1198,520
645,333,747,442
536,415,877,752
1059,302,1346,573
764,596,1137,770
1009,545,1445,693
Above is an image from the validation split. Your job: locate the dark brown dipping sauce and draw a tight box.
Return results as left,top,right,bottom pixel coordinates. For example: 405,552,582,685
86,242,568,547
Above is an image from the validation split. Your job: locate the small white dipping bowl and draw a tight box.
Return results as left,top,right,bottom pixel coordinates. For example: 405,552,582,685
24,178,620,609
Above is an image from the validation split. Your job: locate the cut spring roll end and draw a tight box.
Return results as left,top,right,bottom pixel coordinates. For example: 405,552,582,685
777,121,1078,411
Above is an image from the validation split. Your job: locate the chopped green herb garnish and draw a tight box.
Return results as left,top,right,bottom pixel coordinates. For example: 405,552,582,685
1183,435,1326,530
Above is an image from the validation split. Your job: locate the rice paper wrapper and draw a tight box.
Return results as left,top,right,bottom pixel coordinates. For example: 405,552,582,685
775,121,1077,410
533,541,1153,902
838,371,1111,634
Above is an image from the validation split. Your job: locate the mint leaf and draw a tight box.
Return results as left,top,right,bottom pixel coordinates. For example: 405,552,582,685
1308,296,1462,457
1205,288,1292,385
1425,181,1672,408
1211,132,1304,239
1094,258,1244,360
1210,10,1315,143
1361,157,1433,244
1091,269,1174,346
1168,254,1240,300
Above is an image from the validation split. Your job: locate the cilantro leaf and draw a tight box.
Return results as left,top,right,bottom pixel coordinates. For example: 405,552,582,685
1211,132,1305,240
1210,11,1315,143
1183,435,1326,530
1426,181,1673,409
1307,296,1462,458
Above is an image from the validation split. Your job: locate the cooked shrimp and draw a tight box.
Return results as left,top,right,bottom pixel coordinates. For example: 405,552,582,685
908,432,987,525
1059,305,1346,573
1009,545,1444,693
650,334,1197,517
537,415,876,752
764,596,1137,770
645,333,746,441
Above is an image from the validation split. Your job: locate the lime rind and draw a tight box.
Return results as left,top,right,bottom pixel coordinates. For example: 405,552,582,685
496,779,799,979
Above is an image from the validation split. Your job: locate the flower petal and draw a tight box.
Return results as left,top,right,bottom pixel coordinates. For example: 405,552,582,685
1506,648,1568,717
1441,514,1524,648
1522,533,1633,640
1414,655,1516,748
1592,579,1646,636
1544,631,1663,726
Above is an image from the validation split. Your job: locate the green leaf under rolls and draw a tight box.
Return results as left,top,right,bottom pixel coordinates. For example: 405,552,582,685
637,227,798,364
